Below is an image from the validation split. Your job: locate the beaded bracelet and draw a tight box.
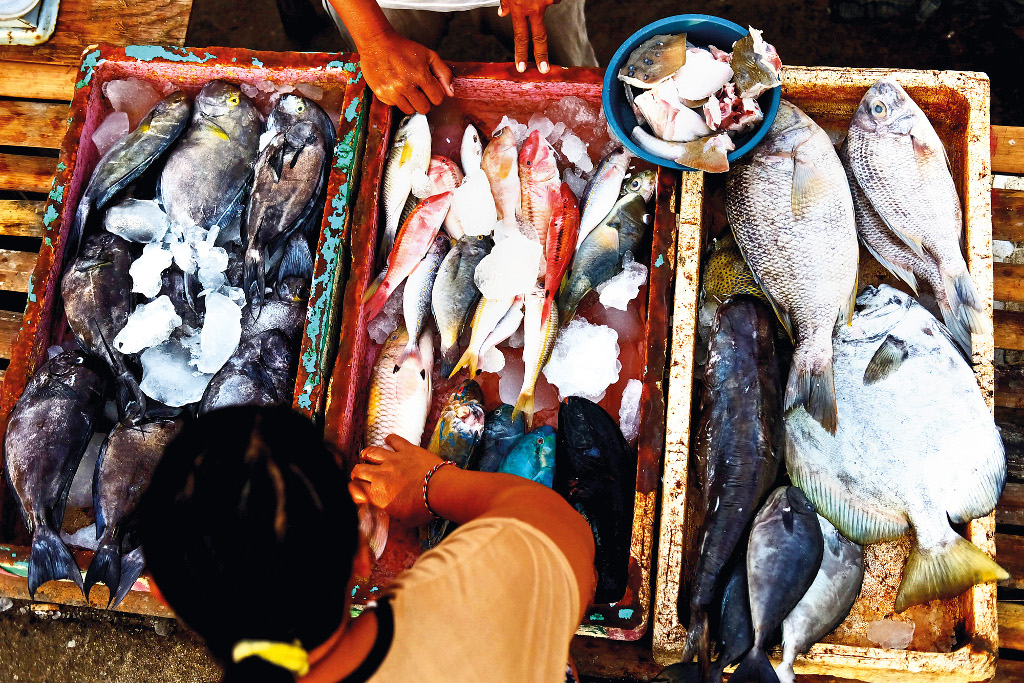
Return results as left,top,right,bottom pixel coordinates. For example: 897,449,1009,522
423,460,456,519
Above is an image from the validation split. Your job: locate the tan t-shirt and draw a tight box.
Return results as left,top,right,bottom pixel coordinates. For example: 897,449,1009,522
366,517,580,682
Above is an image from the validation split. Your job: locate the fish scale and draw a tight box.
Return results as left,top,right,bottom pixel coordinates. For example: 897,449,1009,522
519,130,561,260
481,127,522,228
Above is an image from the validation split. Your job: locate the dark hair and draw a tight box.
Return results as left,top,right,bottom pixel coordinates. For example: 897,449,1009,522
136,406,359,682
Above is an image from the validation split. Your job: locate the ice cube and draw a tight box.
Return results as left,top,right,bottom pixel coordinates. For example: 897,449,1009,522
140,340,215,407
547,121,567,146
542,318,621,402
103,78,163,129
474,234,543,299
256,80,276,93
527,113,555,140
498,353,526,405
114,296,182,354
61,523,99,551
367,281,405,344
562,168,587,199
104,198,170,243
449,171,497,237
546,96,599,127
130,243,174,298
493,116,528,145
479,346,506,374
241,82,259,99
575,153,594,174
866,620,915,650
560,132,588,165
196,292,242,374
597,251,648,310
618,379,643,442
275,83,295,94
199,269,228,293
196,242,230,273
92,111,130,157
993,239,1014,260
295,82,324,100
169,240,197,275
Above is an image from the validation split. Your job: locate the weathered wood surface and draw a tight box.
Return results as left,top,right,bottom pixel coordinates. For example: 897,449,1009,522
994,189,1024,243
993,126,1024,176
0,250,38,293
0,100,69,148
0,201,45,238
0,63,77,101
0,153,57,194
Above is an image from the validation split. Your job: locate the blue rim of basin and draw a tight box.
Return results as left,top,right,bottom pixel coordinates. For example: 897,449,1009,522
603,14,782,172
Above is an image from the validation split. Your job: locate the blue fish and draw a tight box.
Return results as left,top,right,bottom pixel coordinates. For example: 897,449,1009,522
498,426,556,488
473,404,526,473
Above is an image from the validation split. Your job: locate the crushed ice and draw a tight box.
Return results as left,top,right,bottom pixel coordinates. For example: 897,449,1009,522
196,292,242,374
140,341,215,407
92,112,130,156
542,318,621,402
114,296,182,354
130,243,173,298
597,251,648,310
618,379,643,442
474,235,543,299
866,620,915,650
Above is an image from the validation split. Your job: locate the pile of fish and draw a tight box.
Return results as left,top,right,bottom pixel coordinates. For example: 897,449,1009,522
361,110,650,602
619,27,782,173
3,77,337,607
668,79,1006,681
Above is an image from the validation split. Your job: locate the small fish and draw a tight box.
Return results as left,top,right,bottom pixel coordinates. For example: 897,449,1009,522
558,171,655,323
449,294,517,379
730,28,782,99
69,92,191,258
478,295,525,363
785,285,1007,612
474,404,526,473
364,326,434,558
160,80,262,231
730,486,824,683
726,100,859,434
61,232,145,420
776,515,864,683
708,552,755,683
380,114,432,265
364,191,453,322
631,127,734,173
845,78,985,345
520,130,561,257
461,124,483,176
4,351,107,597
397,234,451,367
197,329,298,414
556,396,636,603
86,418,184,607
423,380,487,547
481,127,522,228
542,184,580,324
617,33,689,89
513,290,558,424
701,235,767,305
497,425,556,487
578,147,630,249
431,236,492,376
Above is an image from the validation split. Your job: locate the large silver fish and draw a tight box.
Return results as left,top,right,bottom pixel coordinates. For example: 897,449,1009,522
380,114,431,266
726,100,859,435
844,78,985,346
785,285,1007,612
397,234,450,367
431,235,491,376
577,146,630,249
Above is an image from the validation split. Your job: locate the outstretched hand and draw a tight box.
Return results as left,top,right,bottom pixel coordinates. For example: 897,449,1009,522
499,0,560,74
359,31,454,114
350,434,441,528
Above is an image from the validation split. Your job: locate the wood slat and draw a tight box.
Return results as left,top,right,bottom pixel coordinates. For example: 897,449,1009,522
996,533,1024,590
0,200,45,238
995,264,1024,303
0,62,76,101
995,658,1024,683
996,309,1024,351
994,188,1024,243
993,126,1024,176
999,483,1024,526
0,100,69,149
1000,601,1024,650
0,249,38,292
0,310,22,360
0,153,57,194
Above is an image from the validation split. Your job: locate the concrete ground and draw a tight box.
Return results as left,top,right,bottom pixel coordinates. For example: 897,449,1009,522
2,1,1021,681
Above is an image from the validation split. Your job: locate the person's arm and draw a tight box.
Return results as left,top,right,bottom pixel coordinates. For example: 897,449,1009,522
327,0,454,114
350,434,596,619
499,0,559,74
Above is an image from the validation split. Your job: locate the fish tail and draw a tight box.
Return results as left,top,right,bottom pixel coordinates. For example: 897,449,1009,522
440,344,460,378
511,392,535,427
728,648,779,683
944,269,987,337
785,353,837,435
394,338,418,372
359,504,390,560
111,547,146,609
678,608,707,665
29,524,83,598
85,531,122,605
895,534,1007,612
448,347,477,380
651,662,701,683
774,660,796,683
363,276,391,323
244,245,266,309
936,293,973,360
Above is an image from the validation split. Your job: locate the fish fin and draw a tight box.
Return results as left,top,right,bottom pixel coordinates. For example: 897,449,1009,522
678,608,707,665
111,547,146,609
362,269,386,304
729,228,795,341
363,279,393,323
29,524,83,597
935,296,973,361
421,518,450,549
910,123,951,173
946,436,1005,524
841,269,858,327
97,327,145,421
728,648,779,683
498,155,515,180
66,201,89,267
279,235,314,282
440,345,460,378
650,663,701,683
270,142,286,181
895,534,1007,613
511,392,534,428
860,239,919,294
448,348,476,379
784,356,837,435
791,155,824,216
358,504,389,560
85,532,122,605
244,244,266,309
943,269,987,337
399,139,413,166
863,334,909,384
774,661,796,683
877,214,927,259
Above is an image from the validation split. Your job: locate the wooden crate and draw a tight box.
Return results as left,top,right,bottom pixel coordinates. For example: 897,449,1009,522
322,62,679,641
653,67,998,681
0,45,370,614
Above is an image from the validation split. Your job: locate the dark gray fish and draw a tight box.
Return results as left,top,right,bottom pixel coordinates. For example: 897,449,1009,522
555,396,636,603
709,552,754,683
160,80,262,231
678,296,781,676
69,92,191,258
85,418,183,607
3,350,107,597
268,93,336,152
61,232,145,420
198,329,297,414
730,486,824,683
432,235,492,376
158,267,202,329
244,121,327,307
240,295,308,345
473,404,526,473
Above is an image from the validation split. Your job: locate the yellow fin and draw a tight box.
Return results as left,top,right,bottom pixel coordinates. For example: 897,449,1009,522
895,535,1008,612
399,140,413,166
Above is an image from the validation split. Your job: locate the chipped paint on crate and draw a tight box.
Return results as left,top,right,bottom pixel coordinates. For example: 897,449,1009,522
56,162,66,172
25,275,35,303
251,57,264,67
123,45,216,63
334,128,357,169
74,49,102,89
344,96,360,122
327,59,359,73
48,183,64,204
42,205,58,228
655,254,665,268
618,608,634,619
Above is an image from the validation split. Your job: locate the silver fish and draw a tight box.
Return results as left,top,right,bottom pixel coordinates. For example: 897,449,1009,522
513,290,558,425
398,234,451,367
785,285,1007,612
578,146,631,249
845,78,985,345
617,33,689,89
726,100,859,434
380,113,431,265
449,295,516,379
431,236,491,375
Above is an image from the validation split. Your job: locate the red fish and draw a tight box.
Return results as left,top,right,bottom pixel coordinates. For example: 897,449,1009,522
364,191,453,321
519,130,561,258
542,184,580,323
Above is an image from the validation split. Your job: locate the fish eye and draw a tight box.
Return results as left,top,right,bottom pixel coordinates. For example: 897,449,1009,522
228,93,240,106
296,103,305,113
871,100,886,117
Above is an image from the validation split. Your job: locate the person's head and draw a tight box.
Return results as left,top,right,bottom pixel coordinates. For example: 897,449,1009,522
136,405,362,682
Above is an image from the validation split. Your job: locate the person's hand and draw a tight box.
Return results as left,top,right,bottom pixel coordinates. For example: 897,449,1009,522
498,0,560,74
358,30,454,114
349,434,442,527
